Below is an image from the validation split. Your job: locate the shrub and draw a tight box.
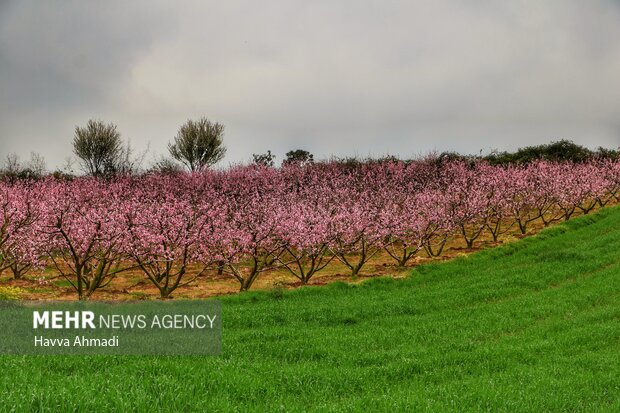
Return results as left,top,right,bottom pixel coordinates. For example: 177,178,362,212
0,286,24,300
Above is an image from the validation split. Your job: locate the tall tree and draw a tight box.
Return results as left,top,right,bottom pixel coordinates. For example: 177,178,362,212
283,149,314,166
73,120,123,177
168,117,226,172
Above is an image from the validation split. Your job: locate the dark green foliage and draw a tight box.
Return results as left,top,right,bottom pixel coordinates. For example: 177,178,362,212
283,149,314,166
73,120,123,177
484,139,601,164
594,146,620,160
168,117,226,172
252,150,276,167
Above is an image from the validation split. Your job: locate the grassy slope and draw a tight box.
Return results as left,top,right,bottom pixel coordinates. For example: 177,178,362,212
1,207,620,412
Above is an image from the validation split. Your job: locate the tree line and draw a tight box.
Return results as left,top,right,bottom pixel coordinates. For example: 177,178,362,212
1,117,316,180
2,117,618,181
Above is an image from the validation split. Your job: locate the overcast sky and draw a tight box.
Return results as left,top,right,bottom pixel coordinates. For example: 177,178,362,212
1,0,620,170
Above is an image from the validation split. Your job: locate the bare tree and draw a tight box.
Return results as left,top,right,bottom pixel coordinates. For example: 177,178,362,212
4,153,21,175
1,153,46,180
116,141,149,175
168,117,226,172
27,152,47,176
73,119,123,177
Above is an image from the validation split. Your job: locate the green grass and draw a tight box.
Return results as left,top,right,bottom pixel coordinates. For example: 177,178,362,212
2,207,620,412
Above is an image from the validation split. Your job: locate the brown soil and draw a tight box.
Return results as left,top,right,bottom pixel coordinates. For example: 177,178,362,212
0,212,583,301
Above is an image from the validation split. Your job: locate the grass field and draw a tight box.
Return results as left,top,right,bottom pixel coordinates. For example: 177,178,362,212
1,206,619,412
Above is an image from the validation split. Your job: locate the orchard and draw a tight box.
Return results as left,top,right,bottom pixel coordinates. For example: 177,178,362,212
1,158,619,299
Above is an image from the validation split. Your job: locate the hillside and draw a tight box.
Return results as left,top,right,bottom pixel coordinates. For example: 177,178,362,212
1,206,620,412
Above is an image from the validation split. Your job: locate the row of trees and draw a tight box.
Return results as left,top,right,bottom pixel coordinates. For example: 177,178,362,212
1,158,619,299
4,115,618,180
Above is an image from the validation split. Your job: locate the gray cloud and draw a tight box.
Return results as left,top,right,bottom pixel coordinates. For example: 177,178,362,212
1,0,619,170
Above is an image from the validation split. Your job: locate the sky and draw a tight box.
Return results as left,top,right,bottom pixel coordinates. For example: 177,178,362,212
1,0,620,171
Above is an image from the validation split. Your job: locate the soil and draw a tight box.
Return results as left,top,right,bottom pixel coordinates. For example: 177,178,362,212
0,218,552,301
